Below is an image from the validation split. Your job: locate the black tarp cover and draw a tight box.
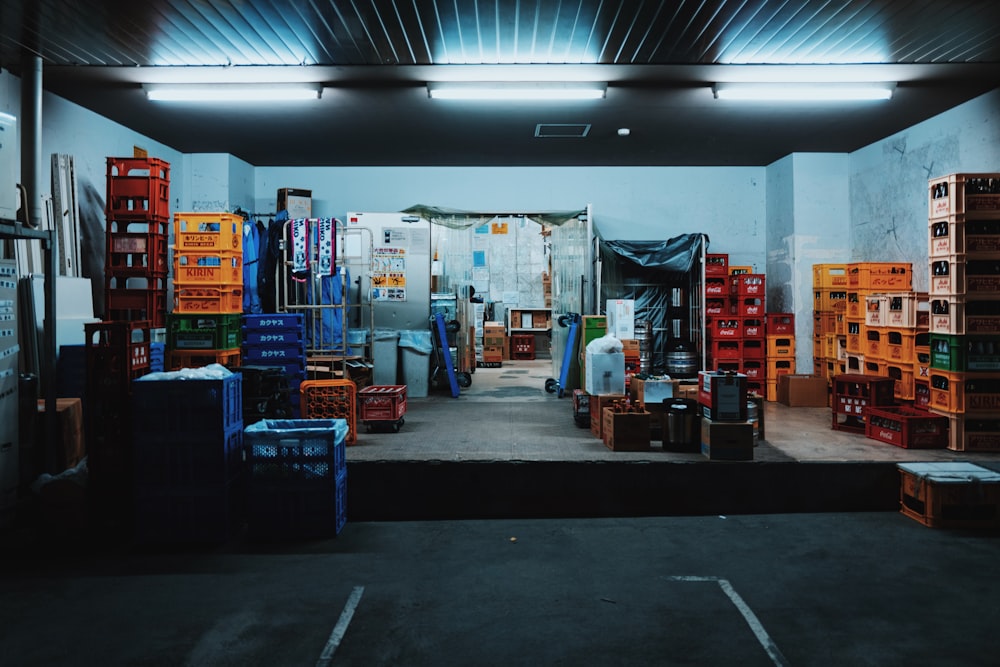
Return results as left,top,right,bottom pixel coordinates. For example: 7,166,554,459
598,234,706,375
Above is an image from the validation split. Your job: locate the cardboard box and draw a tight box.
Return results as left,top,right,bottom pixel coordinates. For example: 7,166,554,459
590,394,626,439
585,351,625,396
698,371,748,421
606,299,635,340
701,417,754,461
778,374,829,407
631,376,678,407
36,398,85,473
602,407,651,451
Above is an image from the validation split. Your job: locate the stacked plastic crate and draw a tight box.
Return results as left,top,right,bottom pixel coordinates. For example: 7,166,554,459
704,255,770,397
843,262,913,382
168,212,244,370
927,173,1000,451
242,313,307,418
812,264,848,385
104,157,170,328
130,370,244,544
83,319,152,529
863,290,929,405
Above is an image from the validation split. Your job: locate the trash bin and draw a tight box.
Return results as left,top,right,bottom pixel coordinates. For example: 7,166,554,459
373,328,399,386
663,397,700,451
398,329,433,398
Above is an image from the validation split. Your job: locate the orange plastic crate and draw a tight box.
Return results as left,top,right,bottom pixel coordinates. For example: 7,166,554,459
173,287,243,314
300,379,357,444
812,264,848,289
167,348,241,371
766,335,795,357
172,251,243,288
173,212,244,253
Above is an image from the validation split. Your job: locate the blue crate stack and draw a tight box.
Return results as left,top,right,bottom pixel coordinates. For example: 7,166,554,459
130,370,244,544
243,418,348,539
242,313,307,417
149,341,166,372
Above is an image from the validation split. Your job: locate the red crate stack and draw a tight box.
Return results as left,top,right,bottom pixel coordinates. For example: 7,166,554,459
927,173,1000,451
104,157,171,327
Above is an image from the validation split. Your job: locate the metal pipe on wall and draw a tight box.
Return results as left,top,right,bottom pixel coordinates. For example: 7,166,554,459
19,51,42,228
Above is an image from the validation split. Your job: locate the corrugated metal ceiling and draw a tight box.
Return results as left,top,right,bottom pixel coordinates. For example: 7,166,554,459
3,0,1000,69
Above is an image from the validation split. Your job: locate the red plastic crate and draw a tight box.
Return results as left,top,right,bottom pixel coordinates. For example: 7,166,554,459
705,254,729,276
865,405,948,448
740,360,765,380
85,320,151,383
705,276,729,297
705,298,731,317
742,318,764,339
711,318,741,339
105,286,166,327
106,231,169,277
359,385,407,427
709,339,742,360
736,297,764,317
106,157,171,221
742,338,765,359
730,274,766,297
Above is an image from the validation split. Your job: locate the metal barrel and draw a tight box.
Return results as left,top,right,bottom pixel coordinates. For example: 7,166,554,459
635,319,653,374
665,340,699,379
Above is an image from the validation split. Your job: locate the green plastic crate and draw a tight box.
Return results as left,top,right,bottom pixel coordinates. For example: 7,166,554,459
167,313,243,350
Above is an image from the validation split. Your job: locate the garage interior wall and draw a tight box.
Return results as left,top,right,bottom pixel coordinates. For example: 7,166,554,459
2,67,999,322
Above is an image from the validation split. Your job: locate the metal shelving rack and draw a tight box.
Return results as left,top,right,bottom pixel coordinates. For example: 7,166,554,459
0,218,57,470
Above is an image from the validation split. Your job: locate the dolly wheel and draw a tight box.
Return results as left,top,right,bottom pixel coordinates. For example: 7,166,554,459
457,372,472,388
544,378,558,393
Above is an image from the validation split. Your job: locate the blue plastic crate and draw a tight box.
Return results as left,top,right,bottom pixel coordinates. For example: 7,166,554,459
242,341,307,363
133,422,244,489
246,469,346,540
242,328,304,346
243,418,347,479
149,341,166,373
242,313,304,331
56,344,87,398
132,372,242,434
134,475,245,545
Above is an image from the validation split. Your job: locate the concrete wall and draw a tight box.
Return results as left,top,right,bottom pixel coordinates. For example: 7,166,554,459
849,88,1000,292
254,166,768,270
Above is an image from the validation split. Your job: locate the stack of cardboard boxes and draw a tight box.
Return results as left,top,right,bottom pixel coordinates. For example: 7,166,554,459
698,370,753,460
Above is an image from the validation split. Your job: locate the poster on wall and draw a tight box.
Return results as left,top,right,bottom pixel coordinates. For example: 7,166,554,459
372,247,407,301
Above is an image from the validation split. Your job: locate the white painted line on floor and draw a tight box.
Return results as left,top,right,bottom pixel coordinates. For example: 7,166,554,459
316,585,365,667
665,576,789,667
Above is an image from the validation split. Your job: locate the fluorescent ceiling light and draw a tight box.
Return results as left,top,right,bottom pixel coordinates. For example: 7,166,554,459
145,83,322,102
712,82,895,101
427,81,606,100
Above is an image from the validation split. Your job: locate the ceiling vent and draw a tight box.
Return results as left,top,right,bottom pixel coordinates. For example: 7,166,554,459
535,123,591,138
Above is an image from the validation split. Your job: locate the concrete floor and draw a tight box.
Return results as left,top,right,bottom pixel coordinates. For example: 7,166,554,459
3,513,1000,666
4,358,1000,666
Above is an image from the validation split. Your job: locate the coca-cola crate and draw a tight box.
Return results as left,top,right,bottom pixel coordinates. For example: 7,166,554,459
815,289,848,313
884,329,916,364
929,333,1000,372
865,405,948,449
705,253,728,276
106,231,168,277
942,414,1000,452
736,297,764,317
173,251,243,288
742,318,764,339
929,297,1000,335
359,384,407,425
927,370,1000,414
730,274,765,296
929,218,1000,257
173,212,243,253
705,276,729,297
708,339,742,361
929,255,1000,298
711,318,741,339
812,264,848,289
174,287,243,314
705,298,730,317
847,262,912,291
106,156,171,221
765,313,794,335
928,173,1000,220
884,292,929,328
